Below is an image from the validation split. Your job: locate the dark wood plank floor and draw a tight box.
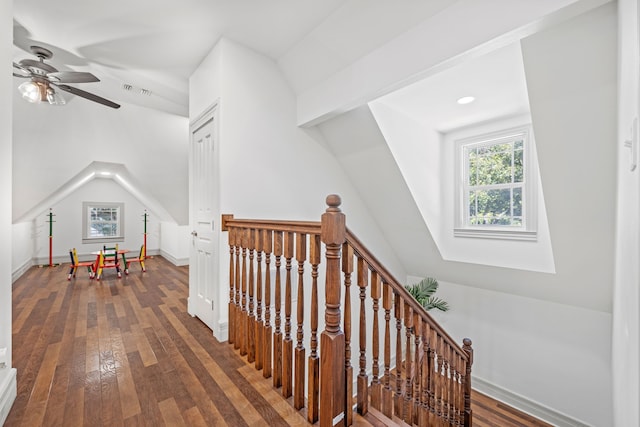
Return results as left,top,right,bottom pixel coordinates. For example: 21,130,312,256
6,256,552,427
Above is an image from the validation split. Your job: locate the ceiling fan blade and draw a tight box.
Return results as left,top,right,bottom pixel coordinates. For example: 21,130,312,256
13,62,31,76
13,72,31,78
54,84,120,109
48,71,100,83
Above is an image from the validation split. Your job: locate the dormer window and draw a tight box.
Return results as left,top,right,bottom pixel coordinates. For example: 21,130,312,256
454,125,537,241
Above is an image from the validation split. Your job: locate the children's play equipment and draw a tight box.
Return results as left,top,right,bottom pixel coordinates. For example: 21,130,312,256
41,208,60,267
96,244,122,280
67,248,95,280
142,210,149,256
125,244,146,274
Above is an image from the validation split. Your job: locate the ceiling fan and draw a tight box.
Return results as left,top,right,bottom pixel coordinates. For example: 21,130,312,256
12,45,120,109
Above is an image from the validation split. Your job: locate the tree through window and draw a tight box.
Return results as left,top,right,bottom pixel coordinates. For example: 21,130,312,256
466,138,523,226
455,125,537,240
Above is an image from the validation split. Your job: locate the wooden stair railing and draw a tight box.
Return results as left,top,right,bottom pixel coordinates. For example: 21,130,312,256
221,195,473,427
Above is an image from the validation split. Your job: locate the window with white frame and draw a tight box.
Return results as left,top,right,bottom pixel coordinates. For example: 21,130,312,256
455,125,537,240
82,202,124,243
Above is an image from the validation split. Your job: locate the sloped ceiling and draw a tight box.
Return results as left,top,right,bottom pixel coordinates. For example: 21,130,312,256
15,161,175,224
318,2,617,313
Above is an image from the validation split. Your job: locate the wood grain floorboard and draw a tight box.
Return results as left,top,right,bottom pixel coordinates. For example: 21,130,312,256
7,256,551,427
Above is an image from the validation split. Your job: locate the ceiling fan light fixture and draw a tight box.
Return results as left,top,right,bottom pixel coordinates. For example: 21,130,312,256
46,87,66,106
18,81,42,103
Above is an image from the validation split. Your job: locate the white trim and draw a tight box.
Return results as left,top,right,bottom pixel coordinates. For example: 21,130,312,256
454,124,538,239
0,368,17,426
159,250,189,266
473,376,592,427
216,320,229,342
82,201,125,244
453,228,537,241
12,258,33,283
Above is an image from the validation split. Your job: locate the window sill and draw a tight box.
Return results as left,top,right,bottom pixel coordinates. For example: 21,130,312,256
454,228,537,242
82,237,124,245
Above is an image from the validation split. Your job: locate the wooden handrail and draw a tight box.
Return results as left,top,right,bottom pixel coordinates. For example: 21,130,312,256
345,229,469,363
221,195,473,427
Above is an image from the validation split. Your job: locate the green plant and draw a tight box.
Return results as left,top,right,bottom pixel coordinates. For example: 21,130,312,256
405,277,450,312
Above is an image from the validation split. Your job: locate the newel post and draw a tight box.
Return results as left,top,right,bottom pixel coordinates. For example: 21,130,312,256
462,338,474,427
320,195,347,427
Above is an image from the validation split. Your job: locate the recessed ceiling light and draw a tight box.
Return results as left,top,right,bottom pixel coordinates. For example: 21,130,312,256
457,96,475,105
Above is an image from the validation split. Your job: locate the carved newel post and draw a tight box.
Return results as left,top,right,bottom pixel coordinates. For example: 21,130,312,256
320,195,347,427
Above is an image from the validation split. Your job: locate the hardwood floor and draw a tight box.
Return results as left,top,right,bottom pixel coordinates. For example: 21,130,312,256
6,256,552,427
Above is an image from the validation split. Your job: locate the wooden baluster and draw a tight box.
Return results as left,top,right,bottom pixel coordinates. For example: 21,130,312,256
455,354,463,426
282,232,294,398
394,291,403,419
419,320,430,426
436,334,444,424
403,302,413,424
370,271,381,411
319,195,346,427
381,281,393,418
342,243,354,426
307,234,321,423
462,338,473,427
443,344,451,426
413,314,421,425
273,231,283,388
248,228,256,363
294,232,306,410
240,229,248,356
255,229,264,371
263,230,273,379
357,257,369,416
234,229,242,350
428,325,437,425
228,227,236,346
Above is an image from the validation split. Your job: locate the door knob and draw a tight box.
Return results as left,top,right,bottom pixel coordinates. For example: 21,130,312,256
191,231,198,237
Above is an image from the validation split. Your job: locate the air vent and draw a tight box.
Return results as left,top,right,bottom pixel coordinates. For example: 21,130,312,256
122,83,151,96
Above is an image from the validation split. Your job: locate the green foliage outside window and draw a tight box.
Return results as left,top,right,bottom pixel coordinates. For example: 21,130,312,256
465,139,524,226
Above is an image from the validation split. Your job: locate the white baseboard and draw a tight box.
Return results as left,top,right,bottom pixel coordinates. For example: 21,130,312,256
12,259,33,283
216,320,228,342
0,368,17,426
159,250,189,266
473,376,591,427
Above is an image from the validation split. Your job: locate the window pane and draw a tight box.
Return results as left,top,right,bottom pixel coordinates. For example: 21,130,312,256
472,188,511,224
469,157,478,186
514,147,524,183
469,191,476,217
475,144,512,185
514,139,524,150
513,187,522,217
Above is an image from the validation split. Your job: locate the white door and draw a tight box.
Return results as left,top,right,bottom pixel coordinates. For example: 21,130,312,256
189,107,218,331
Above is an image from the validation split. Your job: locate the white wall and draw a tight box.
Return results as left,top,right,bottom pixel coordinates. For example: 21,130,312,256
25,178,161,263
190,38,405,340
12,96,189,225
11,222,33,281
1,0,17,423
318,4,617,426
613,0,640,425
159,222,190,266
428,279,612,427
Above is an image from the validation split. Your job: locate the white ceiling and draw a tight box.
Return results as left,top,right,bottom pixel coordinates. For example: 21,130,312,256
12,0,348,116
11,0,564,128
373,42,531,134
